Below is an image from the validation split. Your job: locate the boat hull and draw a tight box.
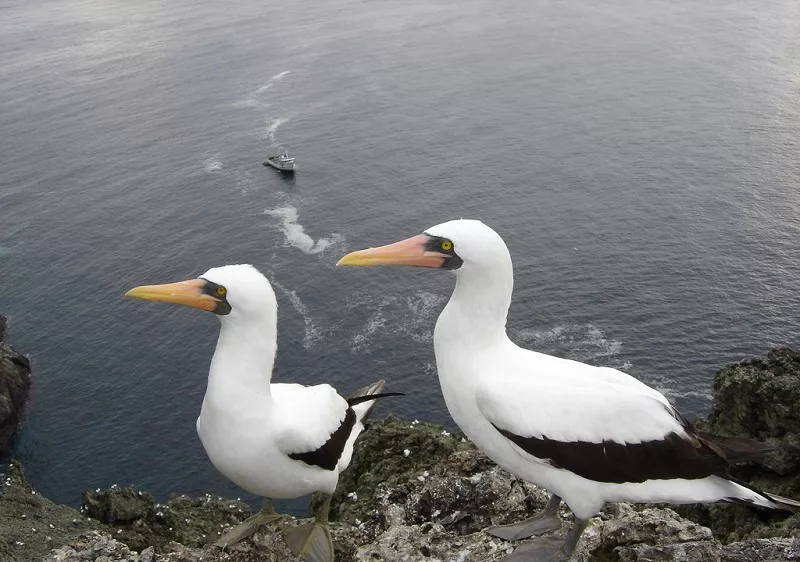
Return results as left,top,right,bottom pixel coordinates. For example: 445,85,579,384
263,159,295,172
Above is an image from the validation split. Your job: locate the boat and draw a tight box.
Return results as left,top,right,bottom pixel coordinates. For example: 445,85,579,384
263,148,296,172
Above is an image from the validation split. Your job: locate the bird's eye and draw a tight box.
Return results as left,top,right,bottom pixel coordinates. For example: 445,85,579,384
216,286,227,297
441,240,453,251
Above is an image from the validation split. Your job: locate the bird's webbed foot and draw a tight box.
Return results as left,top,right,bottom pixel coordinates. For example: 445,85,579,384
484,494,563,541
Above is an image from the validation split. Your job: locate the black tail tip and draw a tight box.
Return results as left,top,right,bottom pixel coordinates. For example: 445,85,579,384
347,392,404,407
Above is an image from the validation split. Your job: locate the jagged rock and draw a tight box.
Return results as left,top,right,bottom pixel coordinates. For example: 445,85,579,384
80,487,252,552
576,504,719,561
352,522,512,562
318,416,474,523
44,531,139,562
0,461,98,562
720,537,800,561
362,451,552,536
0,336,32,454
83,488,155,524
677,348,800,542
11,348,800,561
707,348,800,446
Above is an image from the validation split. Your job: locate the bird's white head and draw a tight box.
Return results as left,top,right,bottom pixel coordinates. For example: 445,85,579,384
199,264,277,324
336,218,512,276
424,219,511,274
337,219,515,336
126,263,277,326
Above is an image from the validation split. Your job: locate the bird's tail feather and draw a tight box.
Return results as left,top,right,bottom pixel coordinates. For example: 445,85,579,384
724,475,800,513
696,431,778,464
764,492,800,512
345,379,403,422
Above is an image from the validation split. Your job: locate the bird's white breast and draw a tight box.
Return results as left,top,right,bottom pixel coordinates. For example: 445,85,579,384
196,390,337,499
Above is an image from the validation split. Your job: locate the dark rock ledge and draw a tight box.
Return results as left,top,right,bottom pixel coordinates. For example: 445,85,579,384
2,349,800,561
0,315,32,455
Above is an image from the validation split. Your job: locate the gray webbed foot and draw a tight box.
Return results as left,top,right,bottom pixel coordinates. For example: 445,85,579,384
484,513,562,541
213,498,284,549
496,537,571,562
282,492,335,562
485,493,563,541
283,521,334,562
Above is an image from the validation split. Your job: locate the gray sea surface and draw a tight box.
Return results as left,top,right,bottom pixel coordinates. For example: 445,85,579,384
1,0,799,512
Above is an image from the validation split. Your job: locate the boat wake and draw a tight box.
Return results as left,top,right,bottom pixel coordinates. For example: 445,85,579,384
235,70,291,108
264,206,345,255
232,169,260,194
202,155,222,173
272,280,326,350
348,291,447,353
263,117,289,144
511,323,629,369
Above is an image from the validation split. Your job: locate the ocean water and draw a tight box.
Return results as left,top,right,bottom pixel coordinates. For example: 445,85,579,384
1,0,799,512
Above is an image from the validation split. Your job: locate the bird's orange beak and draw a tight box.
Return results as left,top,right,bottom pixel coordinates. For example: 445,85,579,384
125,279,220,311
337,234,447,268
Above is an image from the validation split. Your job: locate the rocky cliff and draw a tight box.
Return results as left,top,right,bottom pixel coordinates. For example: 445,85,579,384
2,349,800,562
0,315,32,455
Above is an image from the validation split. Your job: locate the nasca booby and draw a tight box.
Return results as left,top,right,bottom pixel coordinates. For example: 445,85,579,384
337,219,798,562
126,264,399,562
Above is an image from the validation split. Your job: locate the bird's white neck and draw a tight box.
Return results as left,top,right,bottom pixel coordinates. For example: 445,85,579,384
207,314,277,399
435,262,514,347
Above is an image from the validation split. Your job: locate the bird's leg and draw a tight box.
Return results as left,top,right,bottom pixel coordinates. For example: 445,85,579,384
496,517,589,562
213,497,285,549
484,494,563,541
283,493,335,562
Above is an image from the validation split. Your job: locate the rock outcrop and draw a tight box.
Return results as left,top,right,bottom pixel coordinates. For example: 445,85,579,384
2,348,800,561
0,461,98,562
0,416,797,562
677,348,800,543
0,316,32,455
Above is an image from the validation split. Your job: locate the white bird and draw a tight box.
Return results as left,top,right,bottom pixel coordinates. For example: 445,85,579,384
337,219,799,562
126,264,398,562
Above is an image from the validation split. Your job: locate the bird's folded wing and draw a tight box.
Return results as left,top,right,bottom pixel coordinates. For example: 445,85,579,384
476,378,727,483
476,377,683,444
273,383,354,471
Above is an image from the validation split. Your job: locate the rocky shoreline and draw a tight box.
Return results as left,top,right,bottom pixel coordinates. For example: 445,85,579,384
3,346,800,561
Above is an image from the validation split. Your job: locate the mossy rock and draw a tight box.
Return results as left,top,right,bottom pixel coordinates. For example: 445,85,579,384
707,348,800,446
0,460,100,562
81,487,252,552
677,348,800,542
311,416,473,523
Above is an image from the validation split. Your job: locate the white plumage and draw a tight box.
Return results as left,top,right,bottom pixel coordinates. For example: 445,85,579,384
338,218,799,562
128,263,388,562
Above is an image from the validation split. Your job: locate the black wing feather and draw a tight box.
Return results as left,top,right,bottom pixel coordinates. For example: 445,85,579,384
493,425,729,484
289,408,357,471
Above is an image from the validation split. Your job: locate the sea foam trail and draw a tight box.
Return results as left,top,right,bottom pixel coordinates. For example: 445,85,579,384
235,70,291,108
272,280,325,350
512,323,628,368
349,291,447,353
263,117,288,143
264,206,345,255
202,155,222,172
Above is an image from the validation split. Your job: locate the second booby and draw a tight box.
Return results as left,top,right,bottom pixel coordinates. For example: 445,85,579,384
337,219,799,562
126,264,399,562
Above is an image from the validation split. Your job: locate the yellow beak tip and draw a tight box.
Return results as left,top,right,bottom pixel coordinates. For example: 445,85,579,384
336,254,358,266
